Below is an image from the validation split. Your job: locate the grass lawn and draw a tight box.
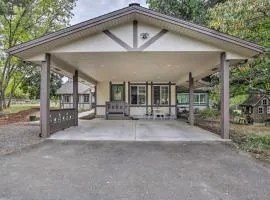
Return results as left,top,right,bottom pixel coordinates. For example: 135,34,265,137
3,102,60,114
3,104,39,114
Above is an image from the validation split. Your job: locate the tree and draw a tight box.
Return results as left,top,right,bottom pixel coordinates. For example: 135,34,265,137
0,0,76,110
208,0,270,98
147,0,227,25
0,1,7,16
21,70,63,100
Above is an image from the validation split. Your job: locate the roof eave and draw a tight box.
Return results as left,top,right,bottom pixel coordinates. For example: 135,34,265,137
6,5,266,56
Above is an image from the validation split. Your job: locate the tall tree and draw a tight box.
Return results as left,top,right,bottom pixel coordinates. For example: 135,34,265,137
0,0,76,110
208,0,270,97
147,0,226,25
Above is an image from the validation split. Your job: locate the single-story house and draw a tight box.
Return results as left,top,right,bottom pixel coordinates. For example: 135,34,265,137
56,80,94,110
240,94,270,123
6,3,265,139
176,80,210,112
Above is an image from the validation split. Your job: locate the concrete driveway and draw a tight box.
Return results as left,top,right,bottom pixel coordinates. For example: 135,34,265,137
49,119,221,141
0,141,269,200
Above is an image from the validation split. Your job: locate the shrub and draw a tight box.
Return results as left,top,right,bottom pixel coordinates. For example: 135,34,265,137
198,108,220,119
231,133,270,151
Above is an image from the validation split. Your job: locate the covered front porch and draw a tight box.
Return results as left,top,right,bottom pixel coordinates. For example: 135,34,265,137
49,119,221,142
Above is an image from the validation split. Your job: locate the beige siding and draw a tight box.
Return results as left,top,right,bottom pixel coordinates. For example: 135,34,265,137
130,107,146,116
96,107,105,117
52,32,126,53
97,81,110,105
138,22,161,47
145,31,222,52
110,22,133,47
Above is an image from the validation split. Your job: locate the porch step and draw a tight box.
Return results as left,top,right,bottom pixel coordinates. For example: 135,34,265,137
107,114,131,120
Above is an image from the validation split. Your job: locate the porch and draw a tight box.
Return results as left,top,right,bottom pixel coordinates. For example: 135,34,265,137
49,119,221,142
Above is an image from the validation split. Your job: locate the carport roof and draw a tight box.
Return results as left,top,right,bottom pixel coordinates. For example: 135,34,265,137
7,3,265,57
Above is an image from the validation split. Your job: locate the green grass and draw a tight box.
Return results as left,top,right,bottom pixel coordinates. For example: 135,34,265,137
3,104,39,114
231,132,270,153
3,102,60,114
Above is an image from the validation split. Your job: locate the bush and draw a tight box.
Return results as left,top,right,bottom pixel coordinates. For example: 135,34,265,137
198,108,220,119
231,133,270,151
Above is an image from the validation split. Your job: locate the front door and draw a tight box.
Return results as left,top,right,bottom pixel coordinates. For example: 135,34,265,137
110,84,124,101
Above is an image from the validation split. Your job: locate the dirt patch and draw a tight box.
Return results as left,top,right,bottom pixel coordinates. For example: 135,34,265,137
79,114,95,120
0,107,39,125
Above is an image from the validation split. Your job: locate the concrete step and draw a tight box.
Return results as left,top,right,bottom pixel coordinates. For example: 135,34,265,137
107,115,131,120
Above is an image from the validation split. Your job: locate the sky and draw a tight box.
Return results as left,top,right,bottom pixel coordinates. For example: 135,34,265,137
71,0,148,25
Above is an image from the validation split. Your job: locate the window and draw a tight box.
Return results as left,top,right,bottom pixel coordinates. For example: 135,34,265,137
267,106,270,114
258,106,263,114
153,86,169,105
130,85,146,105
111,84,124,101
177,94,189,104
262,98,268,105
249,107,253,114
177,93,207,105
195,94,207,105
83,95,89,103
64,95,70,103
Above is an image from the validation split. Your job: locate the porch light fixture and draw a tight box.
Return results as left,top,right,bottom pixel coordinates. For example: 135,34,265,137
140,32,150,40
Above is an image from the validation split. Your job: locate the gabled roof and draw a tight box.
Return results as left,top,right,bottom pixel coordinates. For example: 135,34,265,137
56,81,92,95
7,3,265,57
241,94,270,106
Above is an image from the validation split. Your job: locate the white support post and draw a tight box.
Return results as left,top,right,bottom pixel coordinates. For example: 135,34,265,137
220,52,230,139
73,70,78,126
189,72,194,126
40,53,50,137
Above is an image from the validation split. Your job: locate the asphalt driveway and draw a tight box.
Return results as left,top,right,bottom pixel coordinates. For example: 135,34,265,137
0,141,270,200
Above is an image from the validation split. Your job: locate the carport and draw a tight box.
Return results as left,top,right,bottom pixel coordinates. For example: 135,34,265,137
6,4,265,140
49,119,221,142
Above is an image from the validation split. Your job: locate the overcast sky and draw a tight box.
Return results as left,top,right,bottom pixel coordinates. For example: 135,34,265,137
71,0,148,25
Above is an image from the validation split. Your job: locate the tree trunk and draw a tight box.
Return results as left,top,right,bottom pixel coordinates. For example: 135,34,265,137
7,94,12,108
0,91,3,111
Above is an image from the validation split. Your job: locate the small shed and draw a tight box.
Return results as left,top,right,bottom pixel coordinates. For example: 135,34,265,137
56,81,94,110
240,94,270,123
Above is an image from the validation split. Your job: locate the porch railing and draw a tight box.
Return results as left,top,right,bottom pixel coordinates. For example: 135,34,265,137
105,101,129,119
50,108,75,134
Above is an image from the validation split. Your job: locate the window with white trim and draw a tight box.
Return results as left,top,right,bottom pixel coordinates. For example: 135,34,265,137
83,95,89,103
153,86,169,105
130,85,146,105
267,106,270,114
258,106,263,114
177,93,207,105
64,95,70,103
195,93,207,105
262,98,268,105
177,94,189,104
